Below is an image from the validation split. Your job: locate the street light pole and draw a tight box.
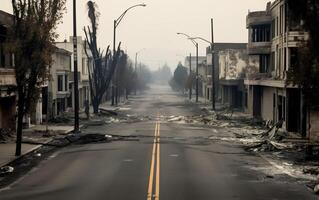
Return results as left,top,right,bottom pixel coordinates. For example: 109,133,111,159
135,52,138,95
73,0,79,133
211,18,215,110
112,3,146,105
189,24,216,110
195,43,199,102
111,20,116,106
189,53,192,100
177,32,199,102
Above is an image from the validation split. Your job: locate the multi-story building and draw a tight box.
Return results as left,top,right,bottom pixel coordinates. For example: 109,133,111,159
184,56,206,97
56,37,92,111
245,0,311,137
45,47,72,119
0,10,16,130
205,43,247,102
218,49,248,109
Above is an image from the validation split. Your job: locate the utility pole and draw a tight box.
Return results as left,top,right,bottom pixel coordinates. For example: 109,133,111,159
211,18,215,110
73,0,79,133
189,53,192,100
111,20,116,106
196,43,199,103
135,52,138,95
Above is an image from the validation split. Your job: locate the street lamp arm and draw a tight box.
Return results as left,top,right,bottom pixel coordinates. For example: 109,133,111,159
115,3,146,27
190,37,213,45
177,32,197,47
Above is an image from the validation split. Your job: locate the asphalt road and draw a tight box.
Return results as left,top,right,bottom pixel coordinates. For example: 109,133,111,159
0,84,318,200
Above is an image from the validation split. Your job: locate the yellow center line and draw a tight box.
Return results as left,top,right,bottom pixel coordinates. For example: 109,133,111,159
155,122,160,200
147,117,161,200
147,122,158,200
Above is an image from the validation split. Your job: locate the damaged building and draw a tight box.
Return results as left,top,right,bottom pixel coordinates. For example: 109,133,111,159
205,43,247,103
218,49,248,110
184,56,206,97
46,47,72,120
244,0,316,138
56,37,92,112
0,10,16,131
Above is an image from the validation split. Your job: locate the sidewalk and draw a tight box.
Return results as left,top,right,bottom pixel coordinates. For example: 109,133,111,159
0,124,74,168
0,143,39,167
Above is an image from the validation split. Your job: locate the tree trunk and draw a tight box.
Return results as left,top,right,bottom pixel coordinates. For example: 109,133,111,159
92,98,99,114
126,89,128,100
15,91,24,156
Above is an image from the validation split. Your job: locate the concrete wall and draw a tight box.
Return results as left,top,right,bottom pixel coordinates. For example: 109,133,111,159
219,49,248,80
246,55,259,79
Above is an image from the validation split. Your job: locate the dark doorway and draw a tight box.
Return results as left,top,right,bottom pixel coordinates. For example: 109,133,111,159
253,86,262,117
287,89,301,134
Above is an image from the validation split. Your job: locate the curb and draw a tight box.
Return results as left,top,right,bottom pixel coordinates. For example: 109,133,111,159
0,144,42,169
0,129,75,169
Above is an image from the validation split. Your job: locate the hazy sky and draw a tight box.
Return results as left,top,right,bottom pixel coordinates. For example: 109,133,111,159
1,0,269,71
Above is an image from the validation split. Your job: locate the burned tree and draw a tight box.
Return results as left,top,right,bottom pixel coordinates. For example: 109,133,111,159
84,1,121,113
287,0,319,108
116,51,129,100
8,0,66,156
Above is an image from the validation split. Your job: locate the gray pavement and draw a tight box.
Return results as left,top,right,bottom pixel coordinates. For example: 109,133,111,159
0,84,317,200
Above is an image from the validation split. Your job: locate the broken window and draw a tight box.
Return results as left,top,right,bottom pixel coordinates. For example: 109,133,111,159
278,95,286,121
271,51,275,72
290,47,299,70
64,74,68,92
251,25,270,42
259,54,270,73
57,75,64,91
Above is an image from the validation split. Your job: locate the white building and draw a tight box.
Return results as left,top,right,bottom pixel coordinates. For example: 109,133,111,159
56,37,92,111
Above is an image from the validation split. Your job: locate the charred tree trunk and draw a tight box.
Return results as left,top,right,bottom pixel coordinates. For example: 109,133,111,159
15,89,25,156
92,98,100,114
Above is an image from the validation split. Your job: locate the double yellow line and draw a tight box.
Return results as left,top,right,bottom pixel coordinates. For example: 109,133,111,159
147,121,161,200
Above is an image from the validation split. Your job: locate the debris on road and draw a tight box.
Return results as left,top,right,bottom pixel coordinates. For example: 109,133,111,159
99,108,118,116
0,128,14,143
303,167,319,176
109,134,140,142
76,134,112,144
49,116,71,124
86,120,105,126
0,166,14,175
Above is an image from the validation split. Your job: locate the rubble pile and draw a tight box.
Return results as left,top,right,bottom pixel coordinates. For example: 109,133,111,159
303,167,319,176
75,134,112,144
99,108,118,116
0,166,14,176
0,128,14,143
49,116,71,124
165,111,296,153
90,108,153,126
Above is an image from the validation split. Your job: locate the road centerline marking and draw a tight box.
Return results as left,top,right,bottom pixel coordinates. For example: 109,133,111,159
147,119,161,200
147,122,158,200
155,122,160,200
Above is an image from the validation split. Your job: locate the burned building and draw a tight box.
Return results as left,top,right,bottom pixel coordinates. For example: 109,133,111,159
245,0,313,137
0,10,16,131
218,49,248,109
205,43,247,103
